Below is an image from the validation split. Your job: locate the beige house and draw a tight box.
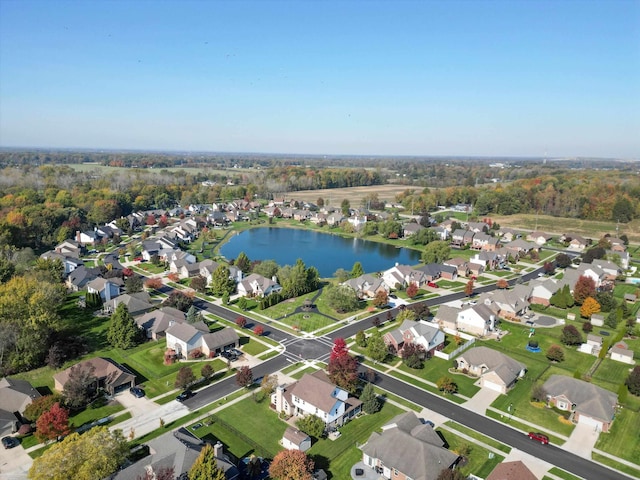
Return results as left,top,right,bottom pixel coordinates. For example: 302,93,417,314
54,357,136,395
455,347,526,394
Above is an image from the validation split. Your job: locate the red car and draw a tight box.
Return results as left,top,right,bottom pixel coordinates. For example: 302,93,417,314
133,256,143,262
427,281,439,288
528,432,549,444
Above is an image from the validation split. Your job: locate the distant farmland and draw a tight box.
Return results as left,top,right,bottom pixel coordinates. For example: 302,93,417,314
287,184,418,208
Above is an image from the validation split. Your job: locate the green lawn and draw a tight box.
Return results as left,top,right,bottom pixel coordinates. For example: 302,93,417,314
546,467,584,480
396,357,481,398
594,408,640,466
443,421,511,453
437,429,505,478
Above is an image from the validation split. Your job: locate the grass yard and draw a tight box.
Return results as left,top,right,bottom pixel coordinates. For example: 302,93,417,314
443,421,512,454
594,408,640,466
437,280,467,290
437,429,505,478
592,452,640,479
546,467,584,480
396,357,481,399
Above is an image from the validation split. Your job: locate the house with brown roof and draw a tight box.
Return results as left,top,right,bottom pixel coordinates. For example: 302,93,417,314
271,371,362,431
455,347,526,394
486,460,538,480
359,411,459,480
136,307,186,340
282,426,312,452
54,357,136,395
543,375,617,432
0,378,41,436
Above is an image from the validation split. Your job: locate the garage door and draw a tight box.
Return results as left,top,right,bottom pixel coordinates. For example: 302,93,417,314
482,379,505,394
577,414,602,429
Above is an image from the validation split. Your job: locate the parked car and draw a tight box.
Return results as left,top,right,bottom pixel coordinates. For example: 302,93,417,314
2,436,19,449
528,432,549,444
176,390,194,402
129,386,145,398
427,281,439,288
389,294,397,299
221,350,238,361
133,256,143,262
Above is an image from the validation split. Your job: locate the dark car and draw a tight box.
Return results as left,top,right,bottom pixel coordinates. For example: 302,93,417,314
528,432,549,444
2,436,19,449
129,386,145,398
176,390,194,402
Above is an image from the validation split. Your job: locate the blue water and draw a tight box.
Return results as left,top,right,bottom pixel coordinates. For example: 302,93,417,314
219,227,422,278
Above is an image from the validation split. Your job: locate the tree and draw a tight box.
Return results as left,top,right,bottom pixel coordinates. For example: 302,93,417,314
366,330,389,363
330,338,349,361
324,284,361,313
175,366,196,389
355,330,367,348
464,280,474,297
107,303,143,349
269,449,314,480
253,259,279,279
35,402,71,442
124,275,144,294
188,443,226,480
296,414,325,438
421,241,450,264
582,321,593,333
137,466,175,480
496,278,509,289
561,325,583,345
350,261,364,278
372,289,389,308
235,252,252,274
436,376,457,394
327,352,359,393
612,196,634,223
573,275,596,305
201,363,214,379
580,296,601,318
260,373,279,394
245,455,263,479
62,363,97,409
253,325,264,336
531,384,547,402
546,344,565,362
235,316,247,328
595,291,616,312
360,382,380,414
144,277,163,290
210,265,236,297
406,283,418,298
163,290,194,312
236,365,254,387
186,305,202,324
436,468,467,480
28,427,128,480
333,268,351,283
555,253,572,269
626,366,640,396
190,275,207,293
24,394,63,423
237,297,248,311
402,342,426,369
340,199,351,216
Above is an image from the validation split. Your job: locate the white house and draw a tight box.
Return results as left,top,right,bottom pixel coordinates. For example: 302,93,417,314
165,324,239,359
236,273,282,298
610,341,635,365
382,264,428,291
456,304,496,336
282,427,312,452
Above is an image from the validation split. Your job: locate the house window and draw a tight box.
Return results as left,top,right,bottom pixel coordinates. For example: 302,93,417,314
393,468,398,476
557,401,568,410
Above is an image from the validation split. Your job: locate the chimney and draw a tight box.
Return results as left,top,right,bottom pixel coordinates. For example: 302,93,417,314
213,441,223,458
76,231,81,243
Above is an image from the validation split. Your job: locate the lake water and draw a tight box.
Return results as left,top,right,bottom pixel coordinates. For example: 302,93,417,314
219,227,422,277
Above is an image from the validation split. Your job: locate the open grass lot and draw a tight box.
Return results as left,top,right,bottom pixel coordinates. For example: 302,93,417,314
594,408,640,466
286,184,426,209
437,429,505,478
396,357,481,399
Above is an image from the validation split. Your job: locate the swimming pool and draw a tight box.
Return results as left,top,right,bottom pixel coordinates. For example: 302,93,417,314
627,277,640,285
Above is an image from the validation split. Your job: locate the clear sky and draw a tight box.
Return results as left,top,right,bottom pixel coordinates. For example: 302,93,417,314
0,0,638,158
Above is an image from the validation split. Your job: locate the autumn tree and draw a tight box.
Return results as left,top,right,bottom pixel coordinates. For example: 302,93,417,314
269,449,315,480
201,363,214,379
573,275,596,305
330,338,349,361
107,303,143,349
175,366,196,390
235,316,247,328
580,297,601,319
406,282,418,298
23,394,63,423
190,275,207,293
436,468,466,480
163,290,194,312
35,402,71,442
555,253,572,268
29,427,128,480
402,342,426,369
137,466,175,480
62,363,97,409
253,325,264,336
144,277,163,290
236,365,254,388
188,443,226,480
546,344,565,362
436,376,457,394
360,382,380,414
561,325,583,345
464,280,474,297
496,279,509,289
327,352,359,393
372,289,389,308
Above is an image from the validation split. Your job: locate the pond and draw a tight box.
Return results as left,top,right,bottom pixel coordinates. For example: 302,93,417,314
219,227,422,277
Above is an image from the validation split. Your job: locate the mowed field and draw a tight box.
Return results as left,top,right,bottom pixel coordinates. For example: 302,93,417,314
289,183,418,207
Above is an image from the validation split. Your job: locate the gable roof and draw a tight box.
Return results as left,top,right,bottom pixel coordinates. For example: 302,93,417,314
486,460,538,480
202,328,240,351
290,371,345,414
0,377,41,414
136,307,186,335
54,357,135,391
457,347,526,384
543,375,617,422
166,322,203,344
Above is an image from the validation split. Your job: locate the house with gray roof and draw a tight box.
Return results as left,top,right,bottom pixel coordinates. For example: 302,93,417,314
114,428,239,480
166,324,239,359
0,377,41,436
382,264,428,291
87,276,123,302
237,273,282,298
342,274,388,300
433,305,461,331
271,371,362,431
610,341,635,365
64,264,99,291
106,292,154,316
543,374,617,432
457,303,497,336
416,263,442,281
359,411,459,480
383,320,445,358
136,307,186,340
455,347,526,394
54,357,135,396
282,426,312,452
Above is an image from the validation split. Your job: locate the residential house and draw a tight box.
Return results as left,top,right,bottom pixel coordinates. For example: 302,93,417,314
467,261,484,277
486,460,538,480
455,347,526,394
237,273,282,298
65,265,100,291
566,235,588,251
433,305,461,332
0,378,41,436
579,334,603,356
439,264,458,281
480,287,530,320
592,259,622,280
504,239,538,255
342,274,389,300
198,259,220,286
54,357,136,395
472,232,499,251
41,251,85,275
563,264,606,291
610,341,635,365
359,411,459,480
75,229,103,246
326,212,344,227
271,371,362,431
468,221,488,233
114,428,239,480
136,307,186,340
590,313,605,327
106,292,154,315
282,427,312,452
416,263,442,282
526,231,553,245
528,278,561,306
54,239,83,257
457,303,497,336
443,258,469,277
166,324,240,359
543,375,617,431
383,320,445,358
497,228,521,242
347,215,367,231
382,264,428,291
607,237,627,252
450,228,468,248
431,226,449,241
403,223,424,237
87,277,123,302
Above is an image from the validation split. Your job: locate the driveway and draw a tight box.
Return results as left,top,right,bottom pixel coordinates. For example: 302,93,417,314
112,400,189,439
115,389,161,418
563,422,600,458
0,439,32,479
462,387,502,414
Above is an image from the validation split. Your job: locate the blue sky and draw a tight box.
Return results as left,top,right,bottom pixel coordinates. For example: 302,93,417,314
0,0,638,158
